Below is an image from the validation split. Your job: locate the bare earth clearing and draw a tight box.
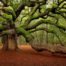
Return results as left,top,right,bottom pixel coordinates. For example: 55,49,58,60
0,45,66,66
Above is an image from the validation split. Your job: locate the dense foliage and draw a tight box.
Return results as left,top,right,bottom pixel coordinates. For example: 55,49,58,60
0,0,66,48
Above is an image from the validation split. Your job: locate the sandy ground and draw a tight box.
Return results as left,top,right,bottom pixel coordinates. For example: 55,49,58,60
0,45,66,66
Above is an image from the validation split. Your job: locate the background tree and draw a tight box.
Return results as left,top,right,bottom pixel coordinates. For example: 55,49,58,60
0,0,66,53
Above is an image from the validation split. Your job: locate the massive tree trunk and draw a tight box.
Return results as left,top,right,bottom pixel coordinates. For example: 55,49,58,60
8,34,18,50
2,34,18,51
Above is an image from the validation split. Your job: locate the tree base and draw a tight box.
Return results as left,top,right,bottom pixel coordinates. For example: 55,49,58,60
2,34,18,51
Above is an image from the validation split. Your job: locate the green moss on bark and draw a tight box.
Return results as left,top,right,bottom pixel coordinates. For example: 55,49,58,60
16,27,31,39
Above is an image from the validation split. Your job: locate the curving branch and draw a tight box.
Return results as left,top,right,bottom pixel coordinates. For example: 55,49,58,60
15,0,45,19
59,1,66,8
55,12,66,19
22,3,61,29
58,0,66,5
15,3,25,17
26,19,66,31
30,4,39,16
22,10,49,29
0,6,16,20
29,27,64,46
15,27,33,42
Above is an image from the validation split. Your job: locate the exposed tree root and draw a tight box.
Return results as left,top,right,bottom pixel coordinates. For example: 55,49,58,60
31,44,66,54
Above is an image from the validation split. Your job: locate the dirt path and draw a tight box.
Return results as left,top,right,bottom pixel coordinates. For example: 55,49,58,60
0,45,66,66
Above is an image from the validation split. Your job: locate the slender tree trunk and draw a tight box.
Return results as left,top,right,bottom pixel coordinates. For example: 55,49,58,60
2,34,18,51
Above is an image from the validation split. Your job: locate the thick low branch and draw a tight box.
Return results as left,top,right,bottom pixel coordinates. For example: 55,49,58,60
31,44,66,54
16,27,33,42
29,27,64,46
27,19,66,31
0,29,15,36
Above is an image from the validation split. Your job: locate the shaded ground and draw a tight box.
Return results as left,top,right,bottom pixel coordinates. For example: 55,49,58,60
0,45,66,66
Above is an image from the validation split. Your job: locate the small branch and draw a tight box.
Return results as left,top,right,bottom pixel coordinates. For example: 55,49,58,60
24,10,49,28
59,1,66,8
30,4,39,16
30,0,46,4
16,1,47,26
15,3,25,17
58,0,66,5
15,2,38,19
0,0,8,6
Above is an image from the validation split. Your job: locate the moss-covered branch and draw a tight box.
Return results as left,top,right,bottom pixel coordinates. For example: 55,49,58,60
15,0,46,18
29,27,64,46
59,1,66,8
31,44,66,54
27,19,66,31
16,27,33,42
30,4,39,16
22,3,59,28
0,6,16,20
0,12,14,25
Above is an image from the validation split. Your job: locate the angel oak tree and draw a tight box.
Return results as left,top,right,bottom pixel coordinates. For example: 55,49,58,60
0,0,66,52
